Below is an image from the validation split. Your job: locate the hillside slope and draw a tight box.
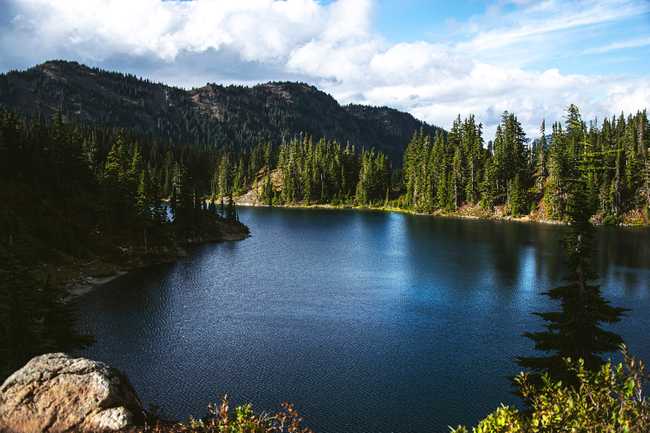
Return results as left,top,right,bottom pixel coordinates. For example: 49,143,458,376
0,60,443,162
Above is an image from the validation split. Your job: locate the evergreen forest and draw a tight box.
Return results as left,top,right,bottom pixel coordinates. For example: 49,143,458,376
211,106,650,226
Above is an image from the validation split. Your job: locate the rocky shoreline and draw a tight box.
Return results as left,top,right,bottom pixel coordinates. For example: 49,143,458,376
61,221,250,301
234,199,650,228
230,168,648,227
234,200,573,226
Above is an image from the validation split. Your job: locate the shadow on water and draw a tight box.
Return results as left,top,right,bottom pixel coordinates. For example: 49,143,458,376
76,208,650,433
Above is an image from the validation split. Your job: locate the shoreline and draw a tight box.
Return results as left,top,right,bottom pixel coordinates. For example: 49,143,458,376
63,228,250,301
235,201,572,226
234,201,650,228
66,271,129,299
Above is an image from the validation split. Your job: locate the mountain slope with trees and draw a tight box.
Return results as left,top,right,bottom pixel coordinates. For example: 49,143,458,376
0,60,442,162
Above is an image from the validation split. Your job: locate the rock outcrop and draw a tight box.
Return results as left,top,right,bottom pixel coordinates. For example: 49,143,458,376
0,353,144,432
230,167,284,206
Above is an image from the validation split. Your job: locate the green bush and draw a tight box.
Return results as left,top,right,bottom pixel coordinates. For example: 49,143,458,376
452,347,649,433
143,396,313,433
602,214,622,226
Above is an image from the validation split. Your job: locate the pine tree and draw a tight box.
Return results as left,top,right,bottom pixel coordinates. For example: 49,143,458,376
507,174,526,216
217,154,231,198
480,157,497,210
624,122,643,209
263,172,274,206
533,120,548,197
644,158,650,218
451,146,463,210
233,156,246,196
134,170,151,250
463,116,483,205
518,145,627,385
225,192,237,221
544,123,570,219
177,163,196,232
103,133,131,227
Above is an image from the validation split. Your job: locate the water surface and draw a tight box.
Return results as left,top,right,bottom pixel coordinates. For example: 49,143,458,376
78,207,650,433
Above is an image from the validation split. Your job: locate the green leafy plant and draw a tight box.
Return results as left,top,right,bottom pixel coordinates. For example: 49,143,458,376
143,395,313,433
452,346,649,433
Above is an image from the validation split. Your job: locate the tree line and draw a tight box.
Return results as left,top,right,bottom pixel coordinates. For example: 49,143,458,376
401,106,650,222
208,105,649,224
209,136,392,206
0,110,244,379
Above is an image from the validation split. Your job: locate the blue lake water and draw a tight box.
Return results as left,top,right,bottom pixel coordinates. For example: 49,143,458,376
77,207,650,433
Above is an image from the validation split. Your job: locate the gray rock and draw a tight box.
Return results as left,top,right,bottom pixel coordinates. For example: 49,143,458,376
0,353,144,432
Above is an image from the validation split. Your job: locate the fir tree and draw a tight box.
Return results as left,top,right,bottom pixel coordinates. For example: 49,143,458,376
533,120,548,197
507,174,526,216
518,148,627,385
135,170,151,250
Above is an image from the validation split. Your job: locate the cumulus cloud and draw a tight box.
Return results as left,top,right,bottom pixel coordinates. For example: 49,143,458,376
4,0,328,62
607,80,650,114
0,0,648,139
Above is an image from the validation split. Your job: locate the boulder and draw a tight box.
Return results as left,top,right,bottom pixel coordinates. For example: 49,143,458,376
0,353,144,432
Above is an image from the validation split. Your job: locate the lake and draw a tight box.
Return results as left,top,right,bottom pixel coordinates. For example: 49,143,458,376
77,207,650,433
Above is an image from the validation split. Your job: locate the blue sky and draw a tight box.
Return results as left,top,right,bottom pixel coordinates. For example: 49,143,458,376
0,0,648,137
375,0,485,42
374,0,650,76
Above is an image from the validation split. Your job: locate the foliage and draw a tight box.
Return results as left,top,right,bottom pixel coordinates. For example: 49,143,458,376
402,116,485,212
400,106,649,221
452,347,650,433
0,109,246,381
518,108,628,383
143,396,313,433
211,136,391,206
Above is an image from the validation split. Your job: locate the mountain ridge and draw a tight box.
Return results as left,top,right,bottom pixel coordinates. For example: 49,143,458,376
0,60,444,162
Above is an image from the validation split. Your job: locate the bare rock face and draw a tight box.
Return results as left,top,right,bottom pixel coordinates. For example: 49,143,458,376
0,353,145,432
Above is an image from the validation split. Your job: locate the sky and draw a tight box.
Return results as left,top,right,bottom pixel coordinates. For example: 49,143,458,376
0,0,649,138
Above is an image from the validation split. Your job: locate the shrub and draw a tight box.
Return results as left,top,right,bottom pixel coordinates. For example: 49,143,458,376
141,395,313,433
452,346,649,433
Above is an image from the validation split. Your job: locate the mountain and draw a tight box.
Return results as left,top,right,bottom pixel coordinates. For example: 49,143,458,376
0,60,443,162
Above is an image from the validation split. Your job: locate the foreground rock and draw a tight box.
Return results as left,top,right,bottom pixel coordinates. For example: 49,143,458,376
0,353,144,432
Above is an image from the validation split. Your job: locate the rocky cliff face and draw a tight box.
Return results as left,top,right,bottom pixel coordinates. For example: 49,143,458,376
0,353,144,433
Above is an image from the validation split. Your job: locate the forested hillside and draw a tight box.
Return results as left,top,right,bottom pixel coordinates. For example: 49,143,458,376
0,60,441,162
219,106,649,225
0,110,248,380
1,61,647,227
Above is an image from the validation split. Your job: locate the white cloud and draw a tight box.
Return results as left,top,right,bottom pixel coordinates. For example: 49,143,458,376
1,0,649,141
459,0,650,53
607,80,650,114
6,0,328,62
584,36,650,54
